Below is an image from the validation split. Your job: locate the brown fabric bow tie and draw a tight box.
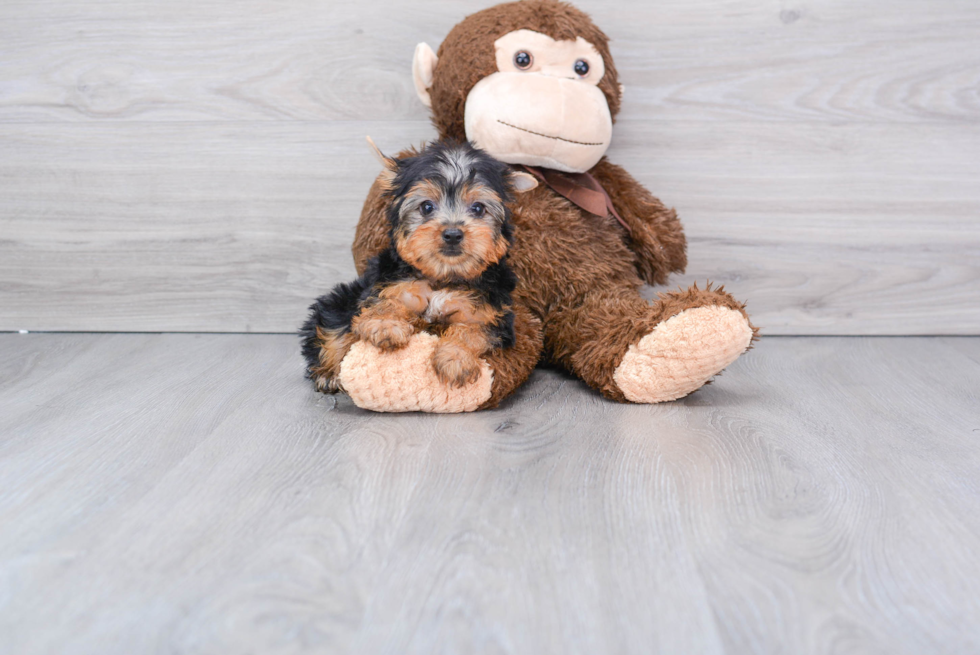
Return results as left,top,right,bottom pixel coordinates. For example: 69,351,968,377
521,165,632,234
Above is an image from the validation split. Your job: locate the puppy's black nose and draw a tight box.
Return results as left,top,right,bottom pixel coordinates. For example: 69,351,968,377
441,228,464,245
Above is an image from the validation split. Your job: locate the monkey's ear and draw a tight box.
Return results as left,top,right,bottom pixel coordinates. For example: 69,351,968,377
509,171,539,193
412,43,439,108
366,136,397,186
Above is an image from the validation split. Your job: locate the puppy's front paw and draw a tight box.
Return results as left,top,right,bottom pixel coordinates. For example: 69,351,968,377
313,375,343,394
431,343,482,388
353,318,415,352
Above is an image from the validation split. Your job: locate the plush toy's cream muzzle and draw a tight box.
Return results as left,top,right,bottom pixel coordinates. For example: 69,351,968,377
463,72,612,173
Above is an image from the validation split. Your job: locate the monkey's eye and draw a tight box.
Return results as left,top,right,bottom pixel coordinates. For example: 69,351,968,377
574,59,590,77
419,200,435,216
514,51,533,70
470,202,486,218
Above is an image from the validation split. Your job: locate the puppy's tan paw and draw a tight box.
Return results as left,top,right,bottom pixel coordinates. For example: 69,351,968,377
313,375,343,394
353,318,414,352
431,343,482,388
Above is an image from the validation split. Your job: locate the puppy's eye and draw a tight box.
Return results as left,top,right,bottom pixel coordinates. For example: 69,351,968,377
470,202,486,218
574,59,590,77
419,200,435,216
514,51,532,70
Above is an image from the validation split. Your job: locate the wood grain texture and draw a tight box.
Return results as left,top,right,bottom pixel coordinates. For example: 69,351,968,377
0,0,977,123
1,333,979,654
1,120,977,333
0,0,978,334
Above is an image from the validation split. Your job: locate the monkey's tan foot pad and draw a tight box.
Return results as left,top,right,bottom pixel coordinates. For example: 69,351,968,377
338,332,493,413
613,306,753,403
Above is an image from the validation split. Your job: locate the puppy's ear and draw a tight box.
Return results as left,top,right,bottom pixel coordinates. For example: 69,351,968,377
366,136,397,187
509,171,538,194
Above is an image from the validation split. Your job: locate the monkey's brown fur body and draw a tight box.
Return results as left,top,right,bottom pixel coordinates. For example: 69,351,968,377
354,158,753,407
344,0,757,411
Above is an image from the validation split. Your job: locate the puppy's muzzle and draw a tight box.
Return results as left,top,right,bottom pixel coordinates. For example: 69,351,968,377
441,227,464,255
441,227,464,245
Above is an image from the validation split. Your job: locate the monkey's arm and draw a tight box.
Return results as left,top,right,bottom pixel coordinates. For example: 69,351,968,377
590,158,688,286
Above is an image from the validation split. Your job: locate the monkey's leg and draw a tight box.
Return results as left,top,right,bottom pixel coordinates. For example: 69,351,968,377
544,284,756,403
336,301,542,413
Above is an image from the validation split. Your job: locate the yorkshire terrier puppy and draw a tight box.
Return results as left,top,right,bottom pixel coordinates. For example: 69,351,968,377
301,138,537,393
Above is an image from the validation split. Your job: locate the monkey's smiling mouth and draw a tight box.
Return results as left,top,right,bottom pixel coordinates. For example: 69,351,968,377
496,120,605,147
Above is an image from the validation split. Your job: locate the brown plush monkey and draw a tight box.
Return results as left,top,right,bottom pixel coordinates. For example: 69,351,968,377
332,0,757,412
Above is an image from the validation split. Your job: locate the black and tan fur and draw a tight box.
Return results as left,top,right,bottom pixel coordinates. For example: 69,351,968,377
301,140,528,392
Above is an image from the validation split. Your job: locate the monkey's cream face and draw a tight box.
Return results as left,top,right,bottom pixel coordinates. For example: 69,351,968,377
463,30,613,174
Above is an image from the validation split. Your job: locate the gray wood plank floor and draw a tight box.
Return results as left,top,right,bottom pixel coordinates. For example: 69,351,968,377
1,333,978,654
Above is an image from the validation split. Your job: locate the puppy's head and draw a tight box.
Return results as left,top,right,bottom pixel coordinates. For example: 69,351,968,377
370,138,537,281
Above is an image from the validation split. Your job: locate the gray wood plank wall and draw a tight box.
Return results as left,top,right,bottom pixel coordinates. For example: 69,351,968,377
1,0,978,334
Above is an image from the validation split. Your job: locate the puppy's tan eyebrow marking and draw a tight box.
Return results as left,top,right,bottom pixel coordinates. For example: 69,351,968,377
496,119,605,146
408,179,443,201
461,182,502,205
